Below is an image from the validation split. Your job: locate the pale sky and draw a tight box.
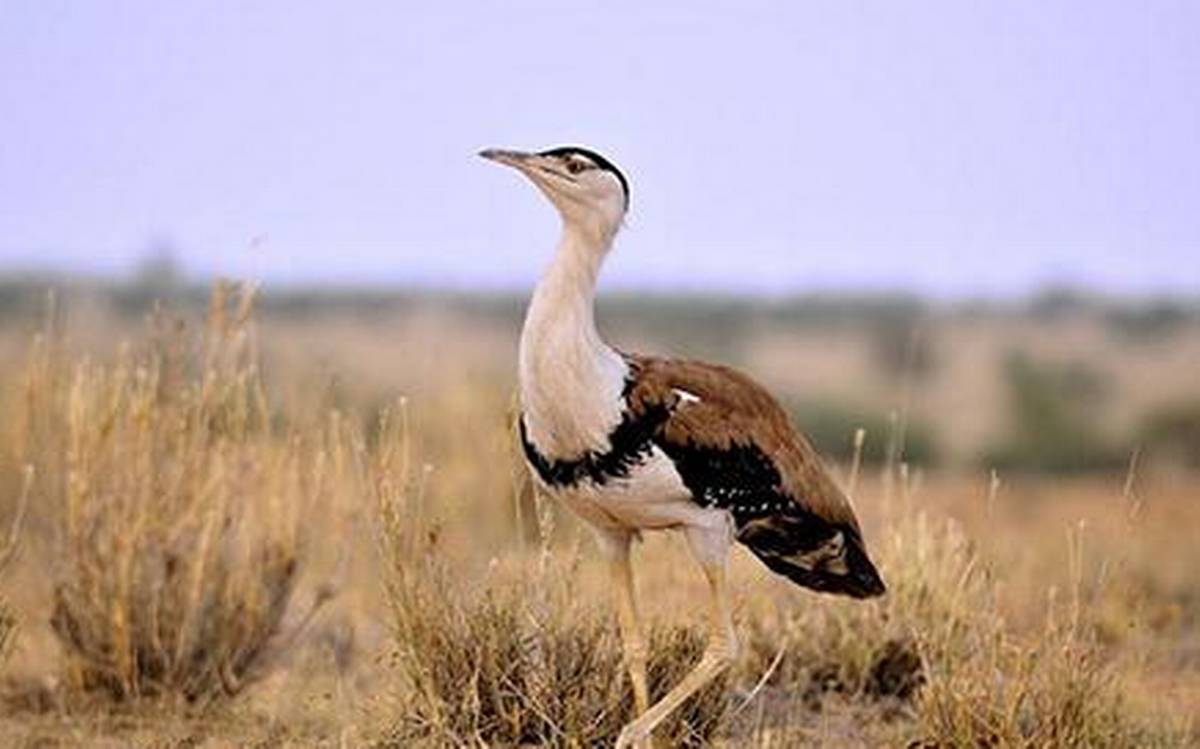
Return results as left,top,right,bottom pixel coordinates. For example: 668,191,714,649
1,1,1198,296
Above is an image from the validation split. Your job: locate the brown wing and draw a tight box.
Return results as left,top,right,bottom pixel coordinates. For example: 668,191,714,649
624,354,859,529
624,353,885,598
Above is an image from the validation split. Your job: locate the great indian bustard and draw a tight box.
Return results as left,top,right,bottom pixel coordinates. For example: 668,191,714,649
480,145,886,748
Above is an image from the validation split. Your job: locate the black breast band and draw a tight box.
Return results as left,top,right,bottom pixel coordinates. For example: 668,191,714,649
519,401,670,488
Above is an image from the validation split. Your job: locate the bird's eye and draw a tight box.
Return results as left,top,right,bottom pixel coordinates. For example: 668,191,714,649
566,159,586,174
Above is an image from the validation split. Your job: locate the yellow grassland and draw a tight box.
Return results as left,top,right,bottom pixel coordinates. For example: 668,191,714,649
0,286,1194,746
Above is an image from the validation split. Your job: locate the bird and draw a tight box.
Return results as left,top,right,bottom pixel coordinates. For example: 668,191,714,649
480,145,886,748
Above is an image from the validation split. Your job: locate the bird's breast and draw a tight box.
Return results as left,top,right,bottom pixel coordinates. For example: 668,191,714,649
522,438,700,531
518,328,628,460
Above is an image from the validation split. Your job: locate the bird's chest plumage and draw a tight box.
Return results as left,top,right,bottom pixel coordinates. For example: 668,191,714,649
518,311,628,458
519,419,695,531
517,352,695,530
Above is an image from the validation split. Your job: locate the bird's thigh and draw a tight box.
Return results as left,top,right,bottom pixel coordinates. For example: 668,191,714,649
682,509,736,568
591,526,636,560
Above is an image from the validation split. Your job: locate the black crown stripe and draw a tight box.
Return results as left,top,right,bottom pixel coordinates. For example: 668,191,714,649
538,145,630,207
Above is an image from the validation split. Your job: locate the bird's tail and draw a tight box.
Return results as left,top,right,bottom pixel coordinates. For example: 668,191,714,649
735,509,886,599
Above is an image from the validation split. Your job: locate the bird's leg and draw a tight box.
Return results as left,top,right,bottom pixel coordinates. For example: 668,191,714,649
611,541,651,718
615,521,738,749
597,530,650,722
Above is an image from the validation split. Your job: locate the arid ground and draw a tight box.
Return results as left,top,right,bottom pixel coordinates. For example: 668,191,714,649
0,282,1196,746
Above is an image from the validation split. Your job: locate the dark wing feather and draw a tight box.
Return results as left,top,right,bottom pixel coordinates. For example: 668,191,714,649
624,354,885,598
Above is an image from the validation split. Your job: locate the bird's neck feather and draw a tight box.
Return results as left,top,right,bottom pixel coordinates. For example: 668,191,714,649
519,221,627,457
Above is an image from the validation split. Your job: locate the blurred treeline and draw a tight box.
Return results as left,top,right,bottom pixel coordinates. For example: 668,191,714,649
1,274,1198,476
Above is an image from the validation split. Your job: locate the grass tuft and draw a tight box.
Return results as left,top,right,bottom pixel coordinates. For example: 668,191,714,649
372,407,726,747
378,560,727,748
18,284,330,704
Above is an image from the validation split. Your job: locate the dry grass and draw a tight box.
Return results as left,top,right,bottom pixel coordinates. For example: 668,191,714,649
0,467,29,673
377,556,727,747
12,285,339,705
372,410,727,747
0,288,1195,746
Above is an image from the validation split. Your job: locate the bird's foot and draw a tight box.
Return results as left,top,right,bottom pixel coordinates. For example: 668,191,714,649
614,721,654,749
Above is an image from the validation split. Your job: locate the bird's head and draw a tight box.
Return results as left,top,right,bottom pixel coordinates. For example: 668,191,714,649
480,146,629,240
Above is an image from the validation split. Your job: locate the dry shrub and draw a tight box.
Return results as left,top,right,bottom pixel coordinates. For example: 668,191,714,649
907,522,1179,747
378,562,726,748
18,284,332,703
371,410,727,747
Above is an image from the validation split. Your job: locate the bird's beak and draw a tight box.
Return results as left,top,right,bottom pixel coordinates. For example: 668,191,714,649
479,148,535,170
479,147,571,199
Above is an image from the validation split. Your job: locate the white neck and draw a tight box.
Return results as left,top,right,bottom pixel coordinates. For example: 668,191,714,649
519,221,628,457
